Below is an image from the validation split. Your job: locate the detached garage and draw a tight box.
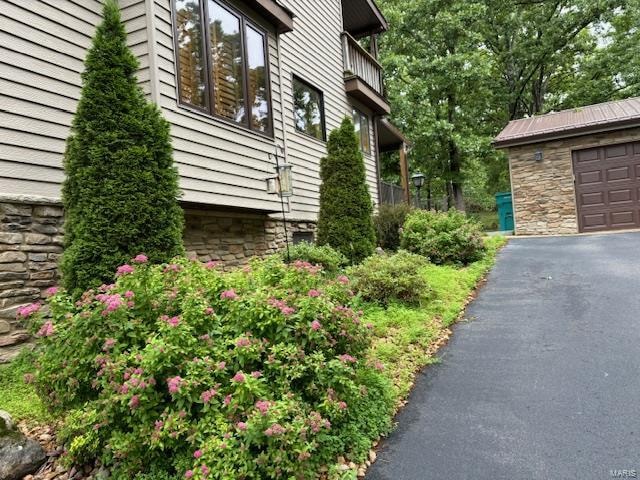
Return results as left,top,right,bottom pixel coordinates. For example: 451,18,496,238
494,97,640,235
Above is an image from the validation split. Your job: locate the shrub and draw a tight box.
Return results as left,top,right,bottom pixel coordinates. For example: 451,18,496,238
28,256,393,478
374,204,413,251
317,118,376,264
284,242,347,274
348,251,430,306
61,0,184,297
400,210,486,265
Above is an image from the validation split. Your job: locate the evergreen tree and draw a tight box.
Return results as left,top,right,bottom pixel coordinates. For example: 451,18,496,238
61,0,184,296
317,118,376,264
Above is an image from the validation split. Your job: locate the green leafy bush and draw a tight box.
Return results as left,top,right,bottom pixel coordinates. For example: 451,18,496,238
284,242,347,274
317,118,376,264
374,204,413,251
400,210,486,265
61,0,184,297
348,251,430,306
28,256,393,479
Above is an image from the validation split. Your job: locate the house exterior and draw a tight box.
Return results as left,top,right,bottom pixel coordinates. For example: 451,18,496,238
0,0,408,361
494,97,640,236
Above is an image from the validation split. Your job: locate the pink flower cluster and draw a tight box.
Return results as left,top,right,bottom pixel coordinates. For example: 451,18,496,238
36,320,54,337
167,376,183,394
255,400,271,415
99,294,125,316
308,411,331,433
311,320,322,331
193,449,203,459
236,421,248,431
45,286,59,297
116,264,134,276
337,275,350,285
132,254,148,264
102,338,116,351
231,372,246,383
251,371,262,379
129,395,140,410
264,423,286,437
292,260,322,275
338,354,357,364
268,298,295,316
307,289,321,298
164,264,182,273
204,260,220,270
17,303,40,319
166,316,181,327
220,289,238,300
200,388,218,404
235,337,251,348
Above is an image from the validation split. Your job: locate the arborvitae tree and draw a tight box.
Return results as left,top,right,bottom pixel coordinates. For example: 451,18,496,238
61,0,184,296
317,118,376,264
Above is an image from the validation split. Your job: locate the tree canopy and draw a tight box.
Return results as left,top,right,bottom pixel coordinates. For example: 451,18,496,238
377,0,638,211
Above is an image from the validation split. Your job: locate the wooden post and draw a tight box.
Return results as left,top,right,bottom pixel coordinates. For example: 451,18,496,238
399,143,411,204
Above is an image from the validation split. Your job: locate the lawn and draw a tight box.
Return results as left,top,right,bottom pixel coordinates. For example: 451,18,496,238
366,235,507,400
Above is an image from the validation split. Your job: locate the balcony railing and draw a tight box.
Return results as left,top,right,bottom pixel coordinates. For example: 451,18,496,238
341,32,384,97
380,181,407,206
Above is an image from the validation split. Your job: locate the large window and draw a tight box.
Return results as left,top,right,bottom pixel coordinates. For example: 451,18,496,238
352,108,371,154
174,0,271,135
293,77,325,141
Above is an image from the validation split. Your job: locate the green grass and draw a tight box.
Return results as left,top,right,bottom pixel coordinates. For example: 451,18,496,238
365,235,507,400
0,352,51,424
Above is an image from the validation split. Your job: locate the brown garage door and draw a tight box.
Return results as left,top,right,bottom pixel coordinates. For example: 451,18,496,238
573,141,640,232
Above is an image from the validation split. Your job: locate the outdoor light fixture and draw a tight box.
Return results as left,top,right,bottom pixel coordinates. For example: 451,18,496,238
534,150,544,162
411,172,426,208
268,145,293,262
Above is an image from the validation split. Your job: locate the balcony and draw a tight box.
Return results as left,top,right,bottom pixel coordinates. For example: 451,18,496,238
341,32,391,115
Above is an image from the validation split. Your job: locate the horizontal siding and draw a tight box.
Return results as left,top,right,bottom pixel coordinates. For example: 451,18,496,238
0,0,151,200
278,0,379,221
152,0,283,211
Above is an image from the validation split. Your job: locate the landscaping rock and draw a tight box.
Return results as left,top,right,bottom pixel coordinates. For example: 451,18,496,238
0,411,46,480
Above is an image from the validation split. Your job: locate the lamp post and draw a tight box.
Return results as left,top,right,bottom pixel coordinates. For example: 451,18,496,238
411,172,426,209
268,145,293,262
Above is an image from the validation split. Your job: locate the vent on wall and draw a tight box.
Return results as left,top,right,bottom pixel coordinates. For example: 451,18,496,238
292,232,314,244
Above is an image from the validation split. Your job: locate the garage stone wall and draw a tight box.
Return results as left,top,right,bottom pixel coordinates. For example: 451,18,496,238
0,201,316,362
0,200,64,363
508,127,640,235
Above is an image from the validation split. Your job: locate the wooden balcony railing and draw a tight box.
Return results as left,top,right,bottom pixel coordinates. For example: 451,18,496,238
341,32,384,97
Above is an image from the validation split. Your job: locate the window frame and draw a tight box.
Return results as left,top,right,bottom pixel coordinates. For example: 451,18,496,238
291,75,327,142
172,0,274,138
352,107,371,154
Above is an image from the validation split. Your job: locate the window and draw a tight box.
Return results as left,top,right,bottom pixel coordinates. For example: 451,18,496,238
174,0,272,135
352,108,371,154
293,77,325,141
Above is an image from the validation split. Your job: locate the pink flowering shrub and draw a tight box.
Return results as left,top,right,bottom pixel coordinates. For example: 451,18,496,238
31,256,394,479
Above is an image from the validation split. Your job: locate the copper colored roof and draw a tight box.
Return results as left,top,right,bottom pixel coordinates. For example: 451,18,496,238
493,97,640,148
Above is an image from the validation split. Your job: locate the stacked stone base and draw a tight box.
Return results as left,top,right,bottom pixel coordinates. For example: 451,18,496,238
0,201,64,363
0,200,315,362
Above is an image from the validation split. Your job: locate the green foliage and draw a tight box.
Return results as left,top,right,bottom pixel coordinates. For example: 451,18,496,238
401,210,485,265
0,352,49,423
284,242,347,274
349,251,430,306
317,118,376,264
373,204,413,251
29,256,393,478
61,0,184,297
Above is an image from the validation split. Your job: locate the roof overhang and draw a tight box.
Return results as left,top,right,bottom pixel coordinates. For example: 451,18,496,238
493,118,640,149
248,0,294,34
341,0,388,39
345,76,390,115
377,118,409,152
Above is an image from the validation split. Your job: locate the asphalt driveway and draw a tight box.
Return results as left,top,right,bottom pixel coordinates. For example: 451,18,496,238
367,232,640,480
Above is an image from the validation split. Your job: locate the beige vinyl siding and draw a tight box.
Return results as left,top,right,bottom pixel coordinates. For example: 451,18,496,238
0,0,151,200
277,0,379,222
152,0,283,212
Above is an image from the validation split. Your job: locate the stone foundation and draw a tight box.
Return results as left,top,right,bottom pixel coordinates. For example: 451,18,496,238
0,201,64,362
0,201,316,362
507,127,640,235
183,208,316,267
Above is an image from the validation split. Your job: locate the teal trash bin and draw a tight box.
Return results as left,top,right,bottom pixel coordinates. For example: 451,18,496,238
495,192,514,232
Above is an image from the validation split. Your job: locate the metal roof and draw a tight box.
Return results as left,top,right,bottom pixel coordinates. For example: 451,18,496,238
493,97,640,148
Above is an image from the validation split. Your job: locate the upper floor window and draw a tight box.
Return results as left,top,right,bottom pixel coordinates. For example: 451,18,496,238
293,76,325,141
352,108,371,154
174,0,272,135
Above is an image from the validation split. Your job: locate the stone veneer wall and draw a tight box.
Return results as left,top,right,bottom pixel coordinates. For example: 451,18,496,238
183,208,316,266
508,127,640,235
0,200,64,362
0,203,316,362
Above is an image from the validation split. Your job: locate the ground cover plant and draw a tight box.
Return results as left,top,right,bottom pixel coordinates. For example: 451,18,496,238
284,242,348,275
401,209,486,265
